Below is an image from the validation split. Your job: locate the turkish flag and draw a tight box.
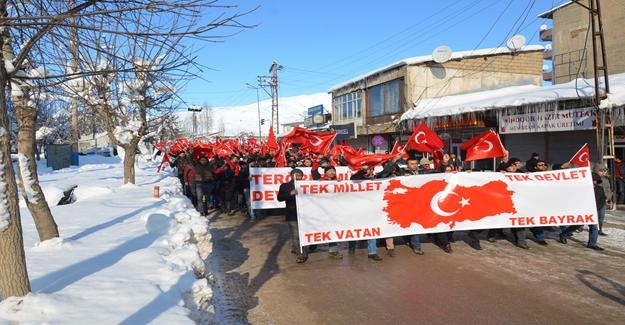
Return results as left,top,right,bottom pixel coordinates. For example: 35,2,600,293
282,127,336,154
405,122,445,152
343,149,395,171
569,143,590,167
267,126,279,152
383,179,516,229
192,144,213,160
274,141,290,167
303,133,336,154
214,142,234,158
460,130,506,162
390,140,409,159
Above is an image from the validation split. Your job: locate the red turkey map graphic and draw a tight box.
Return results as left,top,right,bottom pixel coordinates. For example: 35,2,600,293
383,179,517,229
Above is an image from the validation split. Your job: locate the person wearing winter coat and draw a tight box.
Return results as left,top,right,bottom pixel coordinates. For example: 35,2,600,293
593,164,612,235
277,169,308,263
559,172,604,250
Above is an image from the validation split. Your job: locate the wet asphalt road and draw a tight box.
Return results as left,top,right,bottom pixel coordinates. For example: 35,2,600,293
207,210,625,325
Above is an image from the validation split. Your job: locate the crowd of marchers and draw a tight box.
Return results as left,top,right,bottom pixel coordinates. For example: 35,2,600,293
167,146,613,265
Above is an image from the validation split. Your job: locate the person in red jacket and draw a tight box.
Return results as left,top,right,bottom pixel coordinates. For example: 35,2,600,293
183,161,198,207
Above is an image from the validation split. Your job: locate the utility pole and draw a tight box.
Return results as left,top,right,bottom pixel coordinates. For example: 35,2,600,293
571,0,611,164
246,83,263,140
188,105,202,137
258,60,282,131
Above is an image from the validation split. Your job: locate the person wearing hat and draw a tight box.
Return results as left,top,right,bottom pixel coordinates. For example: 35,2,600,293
277,169,309,263
558,172,604,250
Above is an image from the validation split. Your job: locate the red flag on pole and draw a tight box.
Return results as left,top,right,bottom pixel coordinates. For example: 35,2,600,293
405,122,445,152
267,126,279,152
460,130,506,162
390,140,409,159
569,143,590,167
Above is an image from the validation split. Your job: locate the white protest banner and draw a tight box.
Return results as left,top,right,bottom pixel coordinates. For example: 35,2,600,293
250,167,364,209
295,168,597,246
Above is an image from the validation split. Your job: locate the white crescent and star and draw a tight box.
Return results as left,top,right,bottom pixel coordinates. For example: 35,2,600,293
578,152,589,162
474,140,494,152
309,136,323,146
430,191,470,217
415,131,428,144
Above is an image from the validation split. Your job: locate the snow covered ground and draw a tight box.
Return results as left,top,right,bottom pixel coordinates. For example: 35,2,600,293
0,156,213,324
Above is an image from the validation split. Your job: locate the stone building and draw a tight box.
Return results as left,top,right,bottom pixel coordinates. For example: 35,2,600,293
329,46,544,152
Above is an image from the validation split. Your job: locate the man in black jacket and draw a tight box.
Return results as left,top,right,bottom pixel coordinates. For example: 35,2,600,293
277,168,308,263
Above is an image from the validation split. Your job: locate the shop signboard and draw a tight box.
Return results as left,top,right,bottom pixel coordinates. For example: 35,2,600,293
499,107,596,134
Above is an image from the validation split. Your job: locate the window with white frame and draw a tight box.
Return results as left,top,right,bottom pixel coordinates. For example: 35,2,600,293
333,91,362,122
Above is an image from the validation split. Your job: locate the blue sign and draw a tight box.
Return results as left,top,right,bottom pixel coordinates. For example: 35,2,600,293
307,105,324,117
371,135,385,147
331,123,355,141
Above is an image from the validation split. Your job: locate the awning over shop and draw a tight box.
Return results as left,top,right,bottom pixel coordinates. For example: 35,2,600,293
400,72,625,122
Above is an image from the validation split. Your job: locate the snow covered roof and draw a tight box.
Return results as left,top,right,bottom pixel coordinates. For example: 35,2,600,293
329,45,544,92
400,72,625,121
537,1,574,19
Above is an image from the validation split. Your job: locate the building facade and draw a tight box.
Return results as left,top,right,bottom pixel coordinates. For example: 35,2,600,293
539,0,625,84
329,46,544,152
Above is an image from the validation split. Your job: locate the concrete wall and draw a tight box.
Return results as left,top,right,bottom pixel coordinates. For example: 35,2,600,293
551,0,625,84
407,51,543,103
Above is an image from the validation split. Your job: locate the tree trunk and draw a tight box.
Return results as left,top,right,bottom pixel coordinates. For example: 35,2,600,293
0,55,31,300
123,142,138,184
15,97,59,241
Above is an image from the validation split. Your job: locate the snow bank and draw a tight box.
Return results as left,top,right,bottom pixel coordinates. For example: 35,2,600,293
0,159,214,323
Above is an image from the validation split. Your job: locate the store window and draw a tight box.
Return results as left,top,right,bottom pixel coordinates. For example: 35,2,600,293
333,91,362,122
367,78,403,117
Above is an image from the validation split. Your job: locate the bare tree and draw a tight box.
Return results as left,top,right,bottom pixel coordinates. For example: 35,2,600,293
0,0,254,299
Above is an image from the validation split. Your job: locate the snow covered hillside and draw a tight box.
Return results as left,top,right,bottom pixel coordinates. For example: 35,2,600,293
176,92,331,137
0,157,213,324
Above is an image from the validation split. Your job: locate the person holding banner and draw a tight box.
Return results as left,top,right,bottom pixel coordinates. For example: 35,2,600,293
486,159,529,249
593,164,611,235
398,156,424,255
348,166,384,261
527,160,550,246
311,165,344,259
559,173,605,251
278,168,309,263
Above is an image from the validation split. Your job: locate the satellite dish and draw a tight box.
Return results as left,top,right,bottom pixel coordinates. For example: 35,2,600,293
545,44,552,51
540,24,549,31
432,45,453,64
506,35,526,52
542,64,550,72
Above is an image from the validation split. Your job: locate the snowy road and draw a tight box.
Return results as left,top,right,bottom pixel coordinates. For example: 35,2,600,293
207,210,625,324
